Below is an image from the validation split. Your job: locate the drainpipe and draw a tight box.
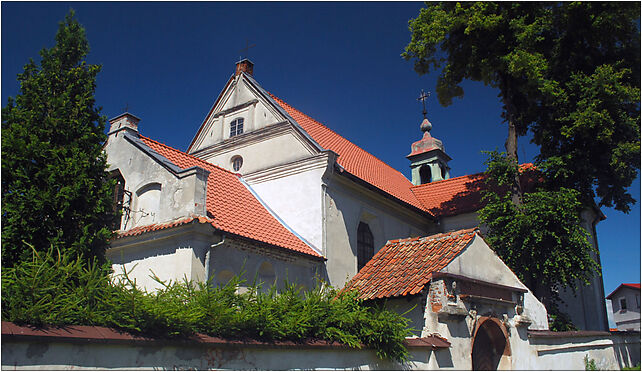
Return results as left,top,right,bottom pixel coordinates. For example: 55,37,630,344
205,234,226,284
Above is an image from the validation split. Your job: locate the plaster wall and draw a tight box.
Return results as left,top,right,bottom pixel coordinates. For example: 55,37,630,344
207,239,321,291
107,225,214,292
610,287,641,330
195,125,315,175
525,332,641,370
439,212,480,233
439,236,548,329
104,131,208,231
557,209,609,331
1,339,444,370
6,332,636,370
324,176,433,287
245,156,328,252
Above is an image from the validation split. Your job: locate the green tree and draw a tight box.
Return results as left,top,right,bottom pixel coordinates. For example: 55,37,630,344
403,1,640,211
403,2,639,326
533,3,640,213
478,152,598,330
1,10,116,267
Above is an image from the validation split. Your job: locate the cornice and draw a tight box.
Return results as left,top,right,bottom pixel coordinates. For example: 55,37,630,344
243,152,333,185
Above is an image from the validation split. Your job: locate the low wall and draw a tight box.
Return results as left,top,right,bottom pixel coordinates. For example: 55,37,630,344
527,330,641,370
1,322,446,370
2,322,639,370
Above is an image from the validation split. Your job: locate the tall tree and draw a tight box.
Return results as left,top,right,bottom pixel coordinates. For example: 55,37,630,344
533,3,640,212
403,2,640,326
403,2,640,211
1,10,116,267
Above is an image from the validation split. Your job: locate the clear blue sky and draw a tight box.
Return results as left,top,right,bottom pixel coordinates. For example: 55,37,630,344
2,2,639,317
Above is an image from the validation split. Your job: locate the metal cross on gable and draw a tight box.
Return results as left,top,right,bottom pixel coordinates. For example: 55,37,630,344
417,90,430,119
238,39,256,62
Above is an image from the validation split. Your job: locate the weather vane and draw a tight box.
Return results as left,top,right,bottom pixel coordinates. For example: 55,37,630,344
239,39,256,62
123,103,130,113
417,90,430,119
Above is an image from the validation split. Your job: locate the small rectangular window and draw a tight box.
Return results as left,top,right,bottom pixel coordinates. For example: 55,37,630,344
620,297,627,311
230,118,244,137
636,295,640,309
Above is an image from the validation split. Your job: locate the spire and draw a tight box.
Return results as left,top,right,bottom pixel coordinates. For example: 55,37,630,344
407,91,451,185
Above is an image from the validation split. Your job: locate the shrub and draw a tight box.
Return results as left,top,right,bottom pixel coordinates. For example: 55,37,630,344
1,246,411,362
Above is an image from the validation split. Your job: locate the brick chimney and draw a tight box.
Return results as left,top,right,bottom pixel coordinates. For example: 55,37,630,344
235,59,254,76
109,112,141,134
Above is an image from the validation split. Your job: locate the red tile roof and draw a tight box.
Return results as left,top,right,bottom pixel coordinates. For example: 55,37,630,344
607,283,641,299
410,164,539,217
411,173,486,217
343,228,478,300
270,95,427,212
119,136,322,259
115,216,214,238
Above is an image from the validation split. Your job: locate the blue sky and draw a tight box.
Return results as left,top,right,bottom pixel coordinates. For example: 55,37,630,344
2,2,640,322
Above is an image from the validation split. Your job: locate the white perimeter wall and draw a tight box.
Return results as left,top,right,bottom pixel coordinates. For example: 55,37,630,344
3,333,639,370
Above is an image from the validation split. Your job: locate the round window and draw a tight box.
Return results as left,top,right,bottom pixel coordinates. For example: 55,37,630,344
231,156,243,172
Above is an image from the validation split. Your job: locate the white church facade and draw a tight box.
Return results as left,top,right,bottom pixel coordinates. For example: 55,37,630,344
101,59,620,369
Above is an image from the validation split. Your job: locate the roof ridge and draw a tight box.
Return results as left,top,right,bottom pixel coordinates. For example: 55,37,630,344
269,93,413,184
139,134,240,178
392,228,478,244
410,172,485,189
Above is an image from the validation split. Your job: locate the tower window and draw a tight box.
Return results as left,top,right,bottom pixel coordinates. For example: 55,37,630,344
357,222,374,271
230,118,244,137
419,165,432,184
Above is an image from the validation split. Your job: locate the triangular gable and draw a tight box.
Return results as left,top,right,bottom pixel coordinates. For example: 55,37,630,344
187,72,323,155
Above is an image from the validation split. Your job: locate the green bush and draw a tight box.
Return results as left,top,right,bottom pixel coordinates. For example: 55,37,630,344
1,246,411,362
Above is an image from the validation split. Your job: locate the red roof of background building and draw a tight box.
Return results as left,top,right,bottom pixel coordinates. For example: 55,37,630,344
607,283,641,299
343,228,478,300
271,95,426,212
118,136,322,259
411,173,486,217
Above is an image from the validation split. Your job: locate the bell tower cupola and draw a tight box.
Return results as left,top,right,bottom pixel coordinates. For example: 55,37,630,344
407,91,451,185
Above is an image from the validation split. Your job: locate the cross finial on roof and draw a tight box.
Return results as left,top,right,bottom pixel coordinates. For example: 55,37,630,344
239,39,256,62
123,103,130,113
417,90,430,119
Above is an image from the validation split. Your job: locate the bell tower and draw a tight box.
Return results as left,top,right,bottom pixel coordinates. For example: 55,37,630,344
407,91,451,185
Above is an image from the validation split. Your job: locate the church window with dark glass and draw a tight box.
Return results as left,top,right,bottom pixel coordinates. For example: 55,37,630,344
231,155,243,172
230,118,244,137
357,222,374,271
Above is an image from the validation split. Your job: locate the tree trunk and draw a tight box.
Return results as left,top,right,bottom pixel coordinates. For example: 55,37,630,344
502,75,523,206
505,119,523,206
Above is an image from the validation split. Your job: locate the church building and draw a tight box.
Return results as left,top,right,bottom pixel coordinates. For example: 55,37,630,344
104,58,608,348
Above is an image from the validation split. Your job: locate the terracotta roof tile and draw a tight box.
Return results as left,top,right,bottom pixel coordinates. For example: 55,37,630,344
270,94,426,212
410,173,485,217
120,136,321,259
343,228,478,300
410,164,537,217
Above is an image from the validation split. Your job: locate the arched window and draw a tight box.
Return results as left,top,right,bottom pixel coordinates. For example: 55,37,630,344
357,222,374,271
419,164,432,184
230,118,244,137
135,183,161,226
109,170,128,230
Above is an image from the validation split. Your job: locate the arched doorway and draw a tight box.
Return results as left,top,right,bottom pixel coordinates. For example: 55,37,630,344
471,318,510,370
